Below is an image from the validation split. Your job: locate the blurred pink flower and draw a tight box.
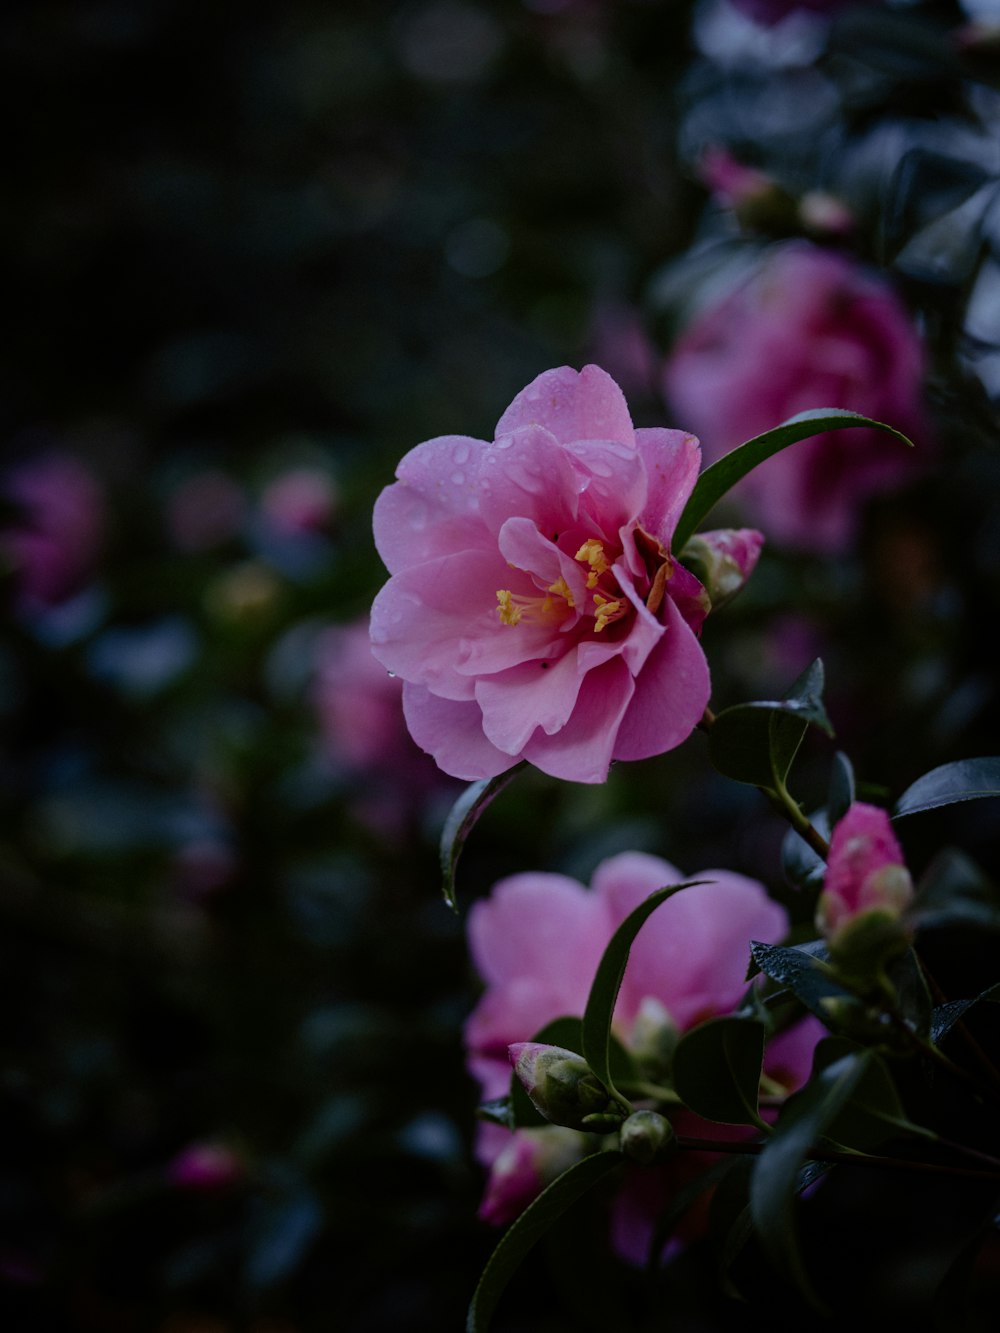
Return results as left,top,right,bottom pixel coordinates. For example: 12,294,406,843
166,469,247,552
260,466,339,537
312,617,458,833
817,802,914,946
371,365,713,785
1,452,105,609
167,1142,243,1192
663,243,930,553
464,851,820,1252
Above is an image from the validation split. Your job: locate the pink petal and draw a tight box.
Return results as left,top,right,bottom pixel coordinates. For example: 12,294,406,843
494,364,635,448
370,549,514,701
568,438,648,536
634,428,701,549
476,651,586,755
401,683,513,780
611,597,711,762
521,655,635,782
373,434,489,573
477,425,581,539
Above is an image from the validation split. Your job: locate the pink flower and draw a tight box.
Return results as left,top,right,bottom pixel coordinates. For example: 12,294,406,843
817,802,914,946
370,365,713,785
1,452,104,610
260,467,338,537
465,850,820,1258
663,243,930,554
167,1142,243,1192
477,1124,586,1226
312,616,459,835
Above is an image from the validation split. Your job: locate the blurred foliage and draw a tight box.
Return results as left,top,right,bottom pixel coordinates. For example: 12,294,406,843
1,1,999,1330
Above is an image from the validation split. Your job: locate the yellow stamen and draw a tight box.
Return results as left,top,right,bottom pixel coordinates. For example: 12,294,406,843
496,589,522,626
575,539,610,589
546,576,575,609
593,592,626,633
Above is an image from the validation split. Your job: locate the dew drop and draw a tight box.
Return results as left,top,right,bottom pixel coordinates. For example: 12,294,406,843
451,470,465,485
452,442,470,465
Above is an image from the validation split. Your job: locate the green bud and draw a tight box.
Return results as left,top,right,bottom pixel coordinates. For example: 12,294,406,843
509,1043,624,1132
620,1110,676,1166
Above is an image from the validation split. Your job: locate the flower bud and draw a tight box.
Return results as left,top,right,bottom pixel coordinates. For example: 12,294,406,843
816,803,914,970
508,1043,623,1132
627,997,679,1082
619,1110,676,1166
679,528,763,611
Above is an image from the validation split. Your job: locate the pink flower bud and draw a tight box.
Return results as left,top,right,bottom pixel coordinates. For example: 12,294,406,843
509,1042,622,1131
679,527,763,610
816,803,914,950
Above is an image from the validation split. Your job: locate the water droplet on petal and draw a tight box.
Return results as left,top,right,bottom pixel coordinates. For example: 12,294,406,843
451,470,465,485
453,442,470,465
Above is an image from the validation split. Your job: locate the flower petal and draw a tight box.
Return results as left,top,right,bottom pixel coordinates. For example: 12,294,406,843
401,683,513,779
373,434,489,573
634,428,701,549
611,596,711,762
477,424,581,539
521,655,635,782
495,364,635,448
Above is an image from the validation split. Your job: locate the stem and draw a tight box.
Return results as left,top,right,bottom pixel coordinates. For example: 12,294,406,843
673,1135,1000,1182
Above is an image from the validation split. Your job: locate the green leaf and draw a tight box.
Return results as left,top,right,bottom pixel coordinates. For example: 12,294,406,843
581,882,701,1111
932,982,1000,1045
780,819,828,892
466,1151,625,1333
439,762,527,909
750,1047,875,1310
672,410,913,553
827,751,856,827
672,1016,768,1127
811,1037,922,1153
750,940,852,1025
912,848,1000,931
893,757,1000,819
708,659,833,791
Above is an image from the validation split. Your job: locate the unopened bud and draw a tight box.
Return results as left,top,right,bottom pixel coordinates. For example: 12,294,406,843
508,1043,624,1132
620,1110,676,1166
680,528,763,611
628,997,679,1081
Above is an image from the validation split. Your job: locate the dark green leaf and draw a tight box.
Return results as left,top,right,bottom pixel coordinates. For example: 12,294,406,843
466,1151,625,1333
781,815,830,892
932,983,1000,1044
477,1098,516,1131
673,1016,767,1126
750,940,852,1024
827,751,856,827
645,1155,736,1274
885,948,933,1041
912,848,1000,931
582,882,701,1110
708,660,833,791
440,762,527,908
750,1048,874,1310
672,411,913,553
893,757,1000,820
812,1037,918,1153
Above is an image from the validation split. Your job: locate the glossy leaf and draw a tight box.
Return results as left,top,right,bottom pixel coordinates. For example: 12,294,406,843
750,1047,874,1310
827,751,856,827
672,1016,768,1126
911,847,1000,931
582,882,701,1110
893,757,1000,820
781,816,829,892
439,762,527,908
672,411,913,553
932,982,1000,1045
709,660,833,791
466,1151,625,1333
750,940,853,1024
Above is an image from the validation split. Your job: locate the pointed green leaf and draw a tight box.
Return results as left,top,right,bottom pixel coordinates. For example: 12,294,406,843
932,982,1000,1044
893,757,1000,819
750,940,852,1025
812,1037,924,1153
466,1151,625,1333
672,1016,768,1126
440,762,527,908
780,819,828,892
581,882,702,1111
672,411,913,553
750,1047,874,1311
912,848,1000,930
827,751,856,827
708,660,833,791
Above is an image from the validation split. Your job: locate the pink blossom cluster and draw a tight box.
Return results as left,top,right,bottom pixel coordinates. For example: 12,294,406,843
464,851,821,1260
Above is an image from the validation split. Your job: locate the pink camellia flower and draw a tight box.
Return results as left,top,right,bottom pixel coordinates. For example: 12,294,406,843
260,466,339,538
663,243,930,554
370,365,718,785
465,850,821,1250
167,1142,244,1192
1,452,105,610
816,802,914,948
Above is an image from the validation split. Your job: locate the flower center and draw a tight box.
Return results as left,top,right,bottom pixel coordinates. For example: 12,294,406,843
496,576,575,626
